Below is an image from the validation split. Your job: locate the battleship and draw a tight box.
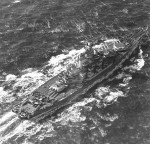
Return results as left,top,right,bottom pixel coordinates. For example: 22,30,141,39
12,28,148,121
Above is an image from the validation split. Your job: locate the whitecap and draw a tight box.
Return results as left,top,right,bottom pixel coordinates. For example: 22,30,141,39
5,74,17,82
12,0,21,3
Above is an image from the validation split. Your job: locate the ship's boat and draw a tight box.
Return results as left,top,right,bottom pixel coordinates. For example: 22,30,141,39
12,28,148,121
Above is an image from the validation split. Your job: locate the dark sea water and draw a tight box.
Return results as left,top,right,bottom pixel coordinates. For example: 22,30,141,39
0,0,150,144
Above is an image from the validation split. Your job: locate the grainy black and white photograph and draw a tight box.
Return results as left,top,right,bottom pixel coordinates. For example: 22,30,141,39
0,0,150,144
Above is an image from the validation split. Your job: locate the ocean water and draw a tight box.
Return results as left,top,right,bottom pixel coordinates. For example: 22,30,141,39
0,0,150,144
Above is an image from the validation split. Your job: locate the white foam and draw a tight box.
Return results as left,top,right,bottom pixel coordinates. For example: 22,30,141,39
95,86,126,107
55,98,96,124
35,122,54,141
0,117,18,134
12,70,46,97
13,0,21,3
0,86,16,103
124,49,145,71
0,120,35,143
0,111,15,126
0,87,8,97
98,113,118,122
22,140,34,144
0,115,53,143
5,74,17,81
95,87,110,99
103,90,124,105
21,68,36,74
46,48,85,68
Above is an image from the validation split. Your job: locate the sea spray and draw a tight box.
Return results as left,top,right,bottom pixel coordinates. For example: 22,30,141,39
124,49,145,72
55,98,96,124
